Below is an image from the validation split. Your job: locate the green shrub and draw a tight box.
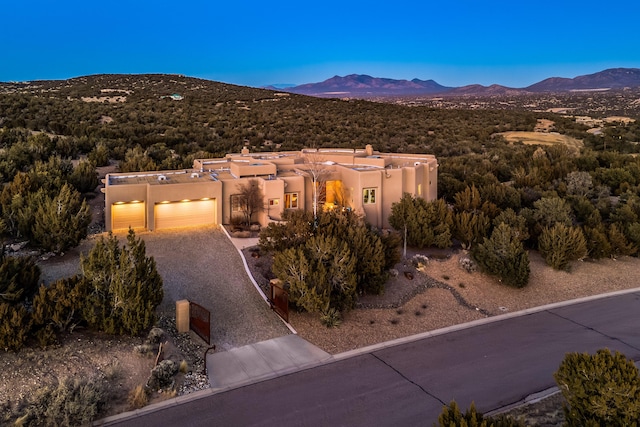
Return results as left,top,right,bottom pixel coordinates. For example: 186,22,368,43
538,223,587,270
472,223,530,288
81,229,163,335
31,276,87,337
320,307,342,328
0,254,41,304
435,401,524,427
267,209,393,314
0,303,31,351
554,349,640,427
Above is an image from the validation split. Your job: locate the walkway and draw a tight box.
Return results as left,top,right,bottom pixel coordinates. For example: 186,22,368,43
207,335,331,389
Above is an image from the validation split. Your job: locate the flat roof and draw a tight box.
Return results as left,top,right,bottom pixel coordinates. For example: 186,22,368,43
108,171,216,185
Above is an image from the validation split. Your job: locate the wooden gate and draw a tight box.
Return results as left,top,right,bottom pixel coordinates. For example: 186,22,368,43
269,279,289,323
189,301,211,344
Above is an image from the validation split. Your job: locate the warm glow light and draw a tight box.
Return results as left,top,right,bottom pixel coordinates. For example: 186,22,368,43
161,201,170,204
181,199,190,202
114,201,125,205
201,197,210,201
131,200,141,203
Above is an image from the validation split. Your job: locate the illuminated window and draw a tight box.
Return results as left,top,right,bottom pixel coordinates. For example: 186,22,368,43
230,194,245,212
269,199,279,206
363,188,376,204
418,184,422,196
284,192,298,209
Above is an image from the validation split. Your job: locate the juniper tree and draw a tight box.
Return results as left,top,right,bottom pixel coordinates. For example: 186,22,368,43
259,210,314,252
69,159,99,194
0,253,40,304
608,223,636,257
32,184,91,254
583,226,612,259
538,223,587,270
554,349,640,427
0,302,31,351
31,276,86,334
389,194,452,253
81,229,163,335
453,210,490,250
472,222,530,288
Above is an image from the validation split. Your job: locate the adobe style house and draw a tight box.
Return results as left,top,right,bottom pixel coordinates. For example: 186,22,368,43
102,145,438,231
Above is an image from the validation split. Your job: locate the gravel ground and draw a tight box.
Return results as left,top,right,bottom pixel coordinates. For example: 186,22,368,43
37,226,291,351
118,226,291,351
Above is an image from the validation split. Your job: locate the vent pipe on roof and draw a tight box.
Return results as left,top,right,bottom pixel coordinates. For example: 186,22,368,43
158,175,167,181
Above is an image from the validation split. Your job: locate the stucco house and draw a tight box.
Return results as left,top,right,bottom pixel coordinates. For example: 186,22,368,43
102,145,438,231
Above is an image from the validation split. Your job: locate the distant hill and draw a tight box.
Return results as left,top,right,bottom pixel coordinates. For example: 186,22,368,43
525,68,640,92
286,74,451,97
285,68,640,98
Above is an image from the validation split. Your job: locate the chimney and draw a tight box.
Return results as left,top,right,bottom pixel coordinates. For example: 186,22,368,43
365,144,373,156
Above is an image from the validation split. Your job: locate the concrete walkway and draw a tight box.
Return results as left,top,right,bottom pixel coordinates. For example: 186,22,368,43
206,335,331,390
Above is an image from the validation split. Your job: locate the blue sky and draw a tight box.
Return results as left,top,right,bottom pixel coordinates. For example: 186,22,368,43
3,0,639,88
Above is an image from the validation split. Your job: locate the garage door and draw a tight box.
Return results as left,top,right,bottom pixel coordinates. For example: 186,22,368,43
154,199,216,230
112,202,146,230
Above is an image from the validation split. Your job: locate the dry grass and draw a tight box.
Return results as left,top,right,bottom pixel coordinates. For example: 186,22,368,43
496,131,583,151
127,385,148,410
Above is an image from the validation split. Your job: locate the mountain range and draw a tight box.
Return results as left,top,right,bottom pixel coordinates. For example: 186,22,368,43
279,68,640,98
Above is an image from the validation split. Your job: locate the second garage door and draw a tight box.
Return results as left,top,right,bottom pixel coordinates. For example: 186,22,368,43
154,199,216,230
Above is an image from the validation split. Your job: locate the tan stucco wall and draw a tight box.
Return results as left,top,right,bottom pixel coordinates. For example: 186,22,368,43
104,149,438,232
146,180,221,230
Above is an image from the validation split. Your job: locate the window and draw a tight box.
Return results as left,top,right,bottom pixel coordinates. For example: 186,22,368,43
230,194,245,212
363,188,376,204
268,199,279,206
284,192,298,209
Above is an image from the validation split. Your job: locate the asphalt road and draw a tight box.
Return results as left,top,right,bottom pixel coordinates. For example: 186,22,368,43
105,290,640,427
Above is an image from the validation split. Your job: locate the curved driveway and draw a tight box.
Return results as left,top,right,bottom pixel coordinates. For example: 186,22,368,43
138,226,290,350
101,289,640,426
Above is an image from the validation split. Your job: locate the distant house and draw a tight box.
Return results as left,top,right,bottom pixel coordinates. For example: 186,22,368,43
102,145,438,231
160,94,184,101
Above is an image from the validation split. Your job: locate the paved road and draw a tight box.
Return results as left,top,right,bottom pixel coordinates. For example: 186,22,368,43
103,290,640,427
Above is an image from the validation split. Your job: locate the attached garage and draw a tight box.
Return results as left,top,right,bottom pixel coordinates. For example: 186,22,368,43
154,199,217,230
111,202,146,230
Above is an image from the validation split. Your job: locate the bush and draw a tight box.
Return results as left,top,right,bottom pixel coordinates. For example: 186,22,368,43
0,254,41,304
435,401,524,427
268,210,393,314
147,359,179,390
0,303,31,351
128,385,149,410
538,223,587,270
554,349,640,426
31,276,87,338
14,376,108,426
81,229,164,335
320,307,342,328
472,223,530,288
